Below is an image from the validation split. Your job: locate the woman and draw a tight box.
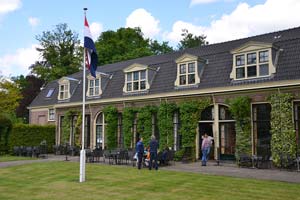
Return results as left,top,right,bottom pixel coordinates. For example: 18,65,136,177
201,134,210,166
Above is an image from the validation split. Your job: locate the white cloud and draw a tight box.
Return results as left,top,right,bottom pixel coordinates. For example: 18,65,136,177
165,0,300,44
0,0,22,15
28,17,40,27
190,0,219,6
90,22,103,40
126,8,160,38
0,44,41,76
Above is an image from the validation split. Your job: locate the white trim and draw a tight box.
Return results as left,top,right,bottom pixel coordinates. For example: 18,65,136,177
230,48,275,80
48,108,55,121
174,54,200,87
57,78,71,100
87,75,102,97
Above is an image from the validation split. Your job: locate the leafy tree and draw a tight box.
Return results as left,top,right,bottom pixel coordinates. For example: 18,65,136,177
149,40,173,55
30,23,82,83
177,29,208,50
95,27,173,65
0,79,22,115
12,75,44,123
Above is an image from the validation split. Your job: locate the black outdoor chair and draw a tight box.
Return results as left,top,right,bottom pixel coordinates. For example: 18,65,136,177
237,154,252,167
103,150,111,163
32,146,40,158
93,148,103,162
85,149,94,163
13,146,20,156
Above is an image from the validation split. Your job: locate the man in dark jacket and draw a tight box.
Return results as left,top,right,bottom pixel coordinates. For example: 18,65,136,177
136,137,144,170
149,135,159,170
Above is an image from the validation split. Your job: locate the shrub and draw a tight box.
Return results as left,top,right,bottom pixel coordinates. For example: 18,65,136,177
0,114,13,154
9,124,55,153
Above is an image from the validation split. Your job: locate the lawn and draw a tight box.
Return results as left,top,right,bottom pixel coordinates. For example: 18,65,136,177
0,155,37,162
0,162,299,200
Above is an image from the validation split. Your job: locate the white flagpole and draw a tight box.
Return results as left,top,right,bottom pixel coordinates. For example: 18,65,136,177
79,7,88,183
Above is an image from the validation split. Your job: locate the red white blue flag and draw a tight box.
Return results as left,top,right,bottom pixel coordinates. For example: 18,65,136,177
84,16,98,78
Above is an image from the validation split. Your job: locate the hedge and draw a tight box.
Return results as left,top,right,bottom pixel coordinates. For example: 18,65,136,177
0,114,13,154
9,124,55,153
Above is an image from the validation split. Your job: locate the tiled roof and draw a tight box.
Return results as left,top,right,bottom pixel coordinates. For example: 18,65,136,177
29,26,300,108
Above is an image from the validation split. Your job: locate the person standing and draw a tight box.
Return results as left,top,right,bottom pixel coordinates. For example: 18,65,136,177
201,134,210,166
149,135,159,170
205,133,214,160
136,137,144,170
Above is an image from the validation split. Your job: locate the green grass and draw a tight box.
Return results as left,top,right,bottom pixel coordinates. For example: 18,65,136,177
0,162,299,200
0,155,37,162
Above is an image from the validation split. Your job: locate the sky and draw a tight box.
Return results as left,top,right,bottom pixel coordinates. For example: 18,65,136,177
0,0,300,77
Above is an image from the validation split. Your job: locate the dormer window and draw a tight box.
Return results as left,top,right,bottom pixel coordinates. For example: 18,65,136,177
59,84,69,99
87,75,101,97
230,41,276,80
179,62,196,85
57,78,70,100
123,63,150,93
175,54,201,87
126,70,146,91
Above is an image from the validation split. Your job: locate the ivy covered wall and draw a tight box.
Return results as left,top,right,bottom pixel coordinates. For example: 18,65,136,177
269,93,296,167
179,98,211,160
137,105,158,146
226,96,252,159
122,107,137,149
157,102,177,150
103,105,118,150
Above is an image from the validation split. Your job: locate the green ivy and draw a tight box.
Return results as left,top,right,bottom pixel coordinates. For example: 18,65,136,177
122,107,137,148
226,96,252,159
157,102,177,150
103,105,118,150
137,105,158,146
62,110,81,146
269,93,296,167
179,98,211,161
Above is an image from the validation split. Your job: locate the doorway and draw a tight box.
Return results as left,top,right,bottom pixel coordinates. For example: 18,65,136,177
199,122,214,159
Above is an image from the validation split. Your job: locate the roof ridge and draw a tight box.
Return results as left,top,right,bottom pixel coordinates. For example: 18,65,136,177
198,26,300,48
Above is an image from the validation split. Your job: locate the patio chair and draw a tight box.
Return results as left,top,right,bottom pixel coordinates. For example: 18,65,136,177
13,146,20,156
237,154,252,167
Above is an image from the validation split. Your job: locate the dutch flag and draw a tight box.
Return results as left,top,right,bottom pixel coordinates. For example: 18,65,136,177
84,16,98,78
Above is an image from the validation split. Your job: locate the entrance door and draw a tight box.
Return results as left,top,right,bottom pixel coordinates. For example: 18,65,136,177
199,122,214,159
219,122,236,160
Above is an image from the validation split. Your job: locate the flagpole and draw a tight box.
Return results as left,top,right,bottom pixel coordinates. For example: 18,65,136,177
79,7,88,183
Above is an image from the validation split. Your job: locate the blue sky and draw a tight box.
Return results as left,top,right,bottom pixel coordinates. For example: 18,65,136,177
0,0,300,77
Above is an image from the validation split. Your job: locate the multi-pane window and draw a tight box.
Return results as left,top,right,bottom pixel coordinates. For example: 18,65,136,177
59,84,69,100
88,78,100,96
179,62,196,85
235,50,270,79
48,108,55,121
126,70,146,92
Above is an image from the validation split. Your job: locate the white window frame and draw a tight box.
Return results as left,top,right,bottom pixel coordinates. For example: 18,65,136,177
174,54,200,87
234,50,271,79
123,63,150,93
48,108,55,121
87,75,102,97
57,78,70,100
230,41,276,80
125,70,147,92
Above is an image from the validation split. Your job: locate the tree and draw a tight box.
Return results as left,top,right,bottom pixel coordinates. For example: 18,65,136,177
0,79,22,115
12,75,44,123
30,23,82,83
149,40,173,55
177,29,208,50
95,27,173,65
